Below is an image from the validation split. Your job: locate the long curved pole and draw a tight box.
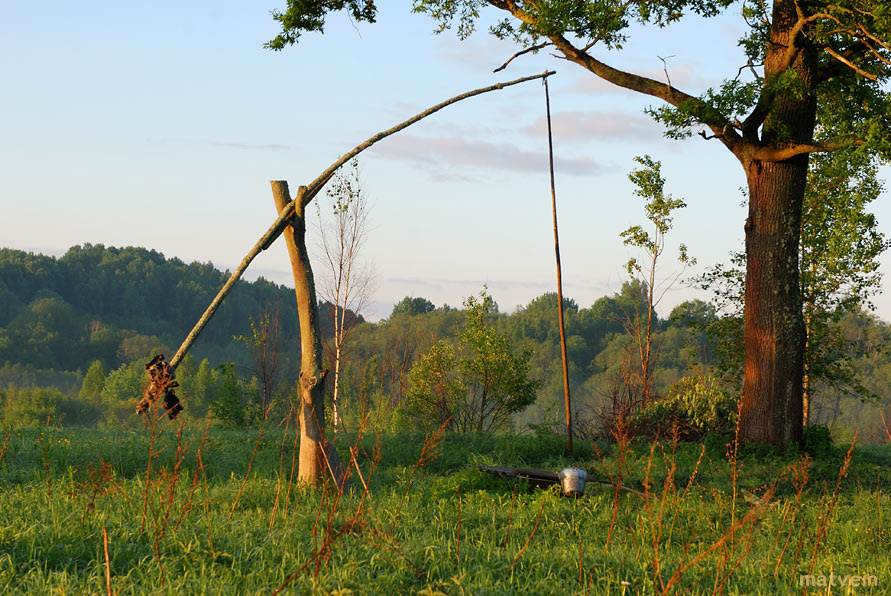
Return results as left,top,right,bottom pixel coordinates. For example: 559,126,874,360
544,76,573,455
167,70,556,370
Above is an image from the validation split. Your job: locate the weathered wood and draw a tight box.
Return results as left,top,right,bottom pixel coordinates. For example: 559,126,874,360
168,214,295,370
165,71,553,373
543,76,573,455
300,70,556,206
271,181,347,490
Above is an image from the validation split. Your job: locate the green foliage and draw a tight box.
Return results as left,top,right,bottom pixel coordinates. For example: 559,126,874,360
2,386,68,427
390,296,436,318
405,340,464,426
98,361,147,427
621,155,694,277
1,386,100,428
0,362,82,395
99,362,144,406
266,0,377,49
639,374,739,435
0,244,306,374
208,364,263,428
406,289,540,432
801,424,834,458
77,360,105,403
178,357,215,418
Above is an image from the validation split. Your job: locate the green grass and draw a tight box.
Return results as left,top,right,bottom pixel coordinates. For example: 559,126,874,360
0,424,889,595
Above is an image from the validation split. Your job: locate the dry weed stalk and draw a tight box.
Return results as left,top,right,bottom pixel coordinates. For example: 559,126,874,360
661,485,775,595
805,431,858,581
39,429,52,500
140,407,161,534
0,389,10,468
0,428,8,469
268,407,294,532
455,484,462,565
69,459,121,525
501,482,519,551
199,448,215,551
769,455,811,577
228,404,273,519
510,497,546,573
102,525,113,596
174,419,211,532
388,419,448,533
283,400,301,517
158,421,188,542
273,421,433,595
604,425,632,551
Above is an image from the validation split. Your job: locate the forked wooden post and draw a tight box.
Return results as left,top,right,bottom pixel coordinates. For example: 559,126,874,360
270,181,346,489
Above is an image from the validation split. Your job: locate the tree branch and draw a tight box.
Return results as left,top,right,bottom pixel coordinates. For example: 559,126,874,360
301,69,555,204
754,140,852,161
492,1,748,156
493,42,551,72
824,46,879,81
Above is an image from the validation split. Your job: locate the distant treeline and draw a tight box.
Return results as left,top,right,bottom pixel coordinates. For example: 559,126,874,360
0,244,326,372
1,244,889,441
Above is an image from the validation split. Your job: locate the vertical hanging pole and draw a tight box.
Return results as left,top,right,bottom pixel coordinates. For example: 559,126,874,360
544,76,573,454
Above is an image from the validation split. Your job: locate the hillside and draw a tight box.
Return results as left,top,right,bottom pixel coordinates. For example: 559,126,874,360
0,244,307,375
1,244,889,441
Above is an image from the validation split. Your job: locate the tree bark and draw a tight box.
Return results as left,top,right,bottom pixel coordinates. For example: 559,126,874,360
271,181,345,489
737,0,817,447
739,158,807,446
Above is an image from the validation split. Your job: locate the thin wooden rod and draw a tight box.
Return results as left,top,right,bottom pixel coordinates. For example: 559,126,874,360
301,70,556,205
544,76,573,454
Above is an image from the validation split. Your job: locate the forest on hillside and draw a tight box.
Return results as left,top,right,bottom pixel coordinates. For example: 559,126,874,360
1,244,889,442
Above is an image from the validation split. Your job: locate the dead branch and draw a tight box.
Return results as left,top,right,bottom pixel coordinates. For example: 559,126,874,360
493,42,551,72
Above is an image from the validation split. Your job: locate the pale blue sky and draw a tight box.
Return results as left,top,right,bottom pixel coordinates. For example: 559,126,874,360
1,2,888,321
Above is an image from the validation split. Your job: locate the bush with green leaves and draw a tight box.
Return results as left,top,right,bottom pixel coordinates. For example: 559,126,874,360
638,374,739,436
208,363,264,428
2,386,100,428
405,289,541,433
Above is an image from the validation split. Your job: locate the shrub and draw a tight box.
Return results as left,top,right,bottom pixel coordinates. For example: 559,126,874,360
801,424,834,458
637,374,738,438
405,289,540,433
3,386,67,427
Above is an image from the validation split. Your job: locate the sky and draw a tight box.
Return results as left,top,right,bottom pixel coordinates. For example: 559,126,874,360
1,1,888,322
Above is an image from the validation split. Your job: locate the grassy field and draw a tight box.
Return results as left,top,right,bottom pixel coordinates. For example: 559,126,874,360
0,422,889,595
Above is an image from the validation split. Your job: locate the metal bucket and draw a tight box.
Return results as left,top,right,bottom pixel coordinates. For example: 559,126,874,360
558,467,587,497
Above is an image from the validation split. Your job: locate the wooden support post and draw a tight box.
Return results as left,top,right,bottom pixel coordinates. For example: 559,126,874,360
271,181,347,490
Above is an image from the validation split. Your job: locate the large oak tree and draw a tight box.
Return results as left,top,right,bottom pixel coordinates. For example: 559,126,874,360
268,0,891,446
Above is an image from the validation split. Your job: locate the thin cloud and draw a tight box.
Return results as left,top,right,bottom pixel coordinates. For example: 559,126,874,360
386,276,614,295
374,134,601,176
210,141,293,151
523,110,662,141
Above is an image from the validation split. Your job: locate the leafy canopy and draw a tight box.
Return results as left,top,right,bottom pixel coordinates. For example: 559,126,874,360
268,1,891,161
405,288,540,432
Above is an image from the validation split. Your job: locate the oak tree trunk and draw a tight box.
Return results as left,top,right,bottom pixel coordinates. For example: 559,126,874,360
736,0,818,447
739,158,807,446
